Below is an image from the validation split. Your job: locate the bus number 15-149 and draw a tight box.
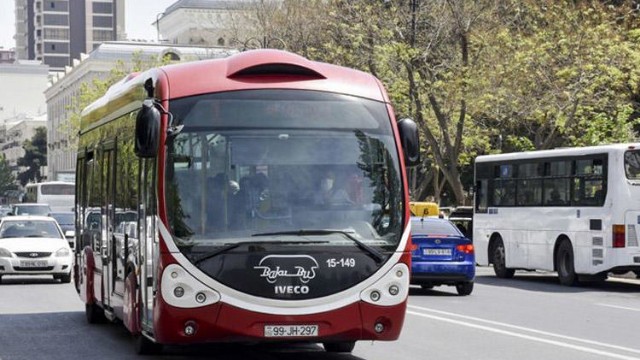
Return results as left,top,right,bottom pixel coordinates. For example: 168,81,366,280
326,258,356,268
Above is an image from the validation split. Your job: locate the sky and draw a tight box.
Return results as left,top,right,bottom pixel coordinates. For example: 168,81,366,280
0,0,178,50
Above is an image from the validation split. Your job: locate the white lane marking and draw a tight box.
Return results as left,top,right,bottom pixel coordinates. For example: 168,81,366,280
408,305,640,356
407,310,640,360
596,303,640,312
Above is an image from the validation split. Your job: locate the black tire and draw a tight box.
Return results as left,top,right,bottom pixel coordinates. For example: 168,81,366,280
135,334,163,355
420,284,434,290
556,240,579,286
85,303,106,324
0,275,3,284
456,282,474,296
323,341,356,353
60,273,71,283
634,270,640,279
492,239,515,278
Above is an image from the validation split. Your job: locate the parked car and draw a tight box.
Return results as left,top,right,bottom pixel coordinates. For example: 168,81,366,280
49,211,76,250
10,203,52,216
410,217,475,295
0,215,73,283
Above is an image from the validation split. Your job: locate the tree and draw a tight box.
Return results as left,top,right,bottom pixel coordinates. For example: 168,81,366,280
17,127,47,186
62,53,178,148
0,154,18,196
478,1,640,151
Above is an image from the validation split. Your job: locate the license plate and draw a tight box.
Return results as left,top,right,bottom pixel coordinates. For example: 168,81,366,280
20,260,48,267
264,325,319,337
423,248,452,256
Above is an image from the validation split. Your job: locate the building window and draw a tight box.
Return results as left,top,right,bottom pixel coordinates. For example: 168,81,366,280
43,14,68,26
93,2,113,14
93,15,113,28
93,29,113,41
217,37,225,46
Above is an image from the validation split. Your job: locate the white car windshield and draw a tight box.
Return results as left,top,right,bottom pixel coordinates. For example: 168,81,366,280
0,220,62,239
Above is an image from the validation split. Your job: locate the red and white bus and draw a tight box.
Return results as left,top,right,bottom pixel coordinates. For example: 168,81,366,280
74,49,419,354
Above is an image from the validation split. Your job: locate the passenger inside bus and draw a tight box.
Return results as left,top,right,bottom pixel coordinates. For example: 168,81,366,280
313,170,353,207
547,189,566,205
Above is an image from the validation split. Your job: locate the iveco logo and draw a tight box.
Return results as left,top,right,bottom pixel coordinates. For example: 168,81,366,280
254,255,319,284
29,253,39,258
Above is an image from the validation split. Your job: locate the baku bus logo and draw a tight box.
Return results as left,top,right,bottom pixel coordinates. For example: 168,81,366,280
254,255,319,284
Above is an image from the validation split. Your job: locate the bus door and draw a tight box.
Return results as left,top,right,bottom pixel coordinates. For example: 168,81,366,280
101,146,120,309
139,158,156,330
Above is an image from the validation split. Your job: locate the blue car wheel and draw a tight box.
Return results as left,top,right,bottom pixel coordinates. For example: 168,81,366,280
456,282,473,296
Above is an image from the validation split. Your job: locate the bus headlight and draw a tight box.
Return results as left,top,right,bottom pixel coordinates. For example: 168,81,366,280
161,264,220,308
389,285,400,296
360,263,409,306
195,292,206,303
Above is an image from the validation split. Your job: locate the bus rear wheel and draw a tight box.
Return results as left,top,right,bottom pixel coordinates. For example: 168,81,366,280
556,240,578,286
323,341,356,353
492,239,515,279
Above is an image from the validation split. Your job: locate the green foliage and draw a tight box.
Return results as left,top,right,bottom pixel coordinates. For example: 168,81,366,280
17,127,47,186
0,154,18,195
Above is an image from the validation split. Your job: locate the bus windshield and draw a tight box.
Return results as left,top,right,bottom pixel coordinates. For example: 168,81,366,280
165,90,404,257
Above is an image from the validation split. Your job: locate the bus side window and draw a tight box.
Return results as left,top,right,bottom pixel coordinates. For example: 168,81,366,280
475,180,488,213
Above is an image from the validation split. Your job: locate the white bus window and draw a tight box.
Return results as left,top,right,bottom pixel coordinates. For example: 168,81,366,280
624,150,640,180
516,179,542,206
545,160,572,176
543,179,570,206
493,179,515,206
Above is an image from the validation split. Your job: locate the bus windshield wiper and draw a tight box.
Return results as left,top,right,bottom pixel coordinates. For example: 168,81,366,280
192,240,328,265
252,229,386,264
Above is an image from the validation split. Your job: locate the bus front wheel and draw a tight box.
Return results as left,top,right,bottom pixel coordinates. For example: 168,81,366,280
556,240,578,286
135,334,163,355
323,341,356,353
492,239,515,279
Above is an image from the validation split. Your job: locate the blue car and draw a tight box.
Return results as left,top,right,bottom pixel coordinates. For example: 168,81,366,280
410,217,475,295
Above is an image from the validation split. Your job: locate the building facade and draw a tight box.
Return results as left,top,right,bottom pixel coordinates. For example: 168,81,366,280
0,114,47,178
44,41,237,181
0,60,49,122
14,0,125,72
156,0,259,48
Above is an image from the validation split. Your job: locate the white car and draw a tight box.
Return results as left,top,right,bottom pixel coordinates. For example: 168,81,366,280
0,215,73,283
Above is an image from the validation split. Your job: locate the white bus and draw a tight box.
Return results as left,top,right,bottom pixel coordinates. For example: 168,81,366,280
473,143,640,285
24,181,75,212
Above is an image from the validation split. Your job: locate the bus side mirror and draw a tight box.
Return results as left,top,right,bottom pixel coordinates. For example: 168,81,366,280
398,118,420,167
135,99,161,158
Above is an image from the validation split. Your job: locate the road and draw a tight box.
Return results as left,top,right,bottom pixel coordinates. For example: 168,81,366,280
1,267,639,360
